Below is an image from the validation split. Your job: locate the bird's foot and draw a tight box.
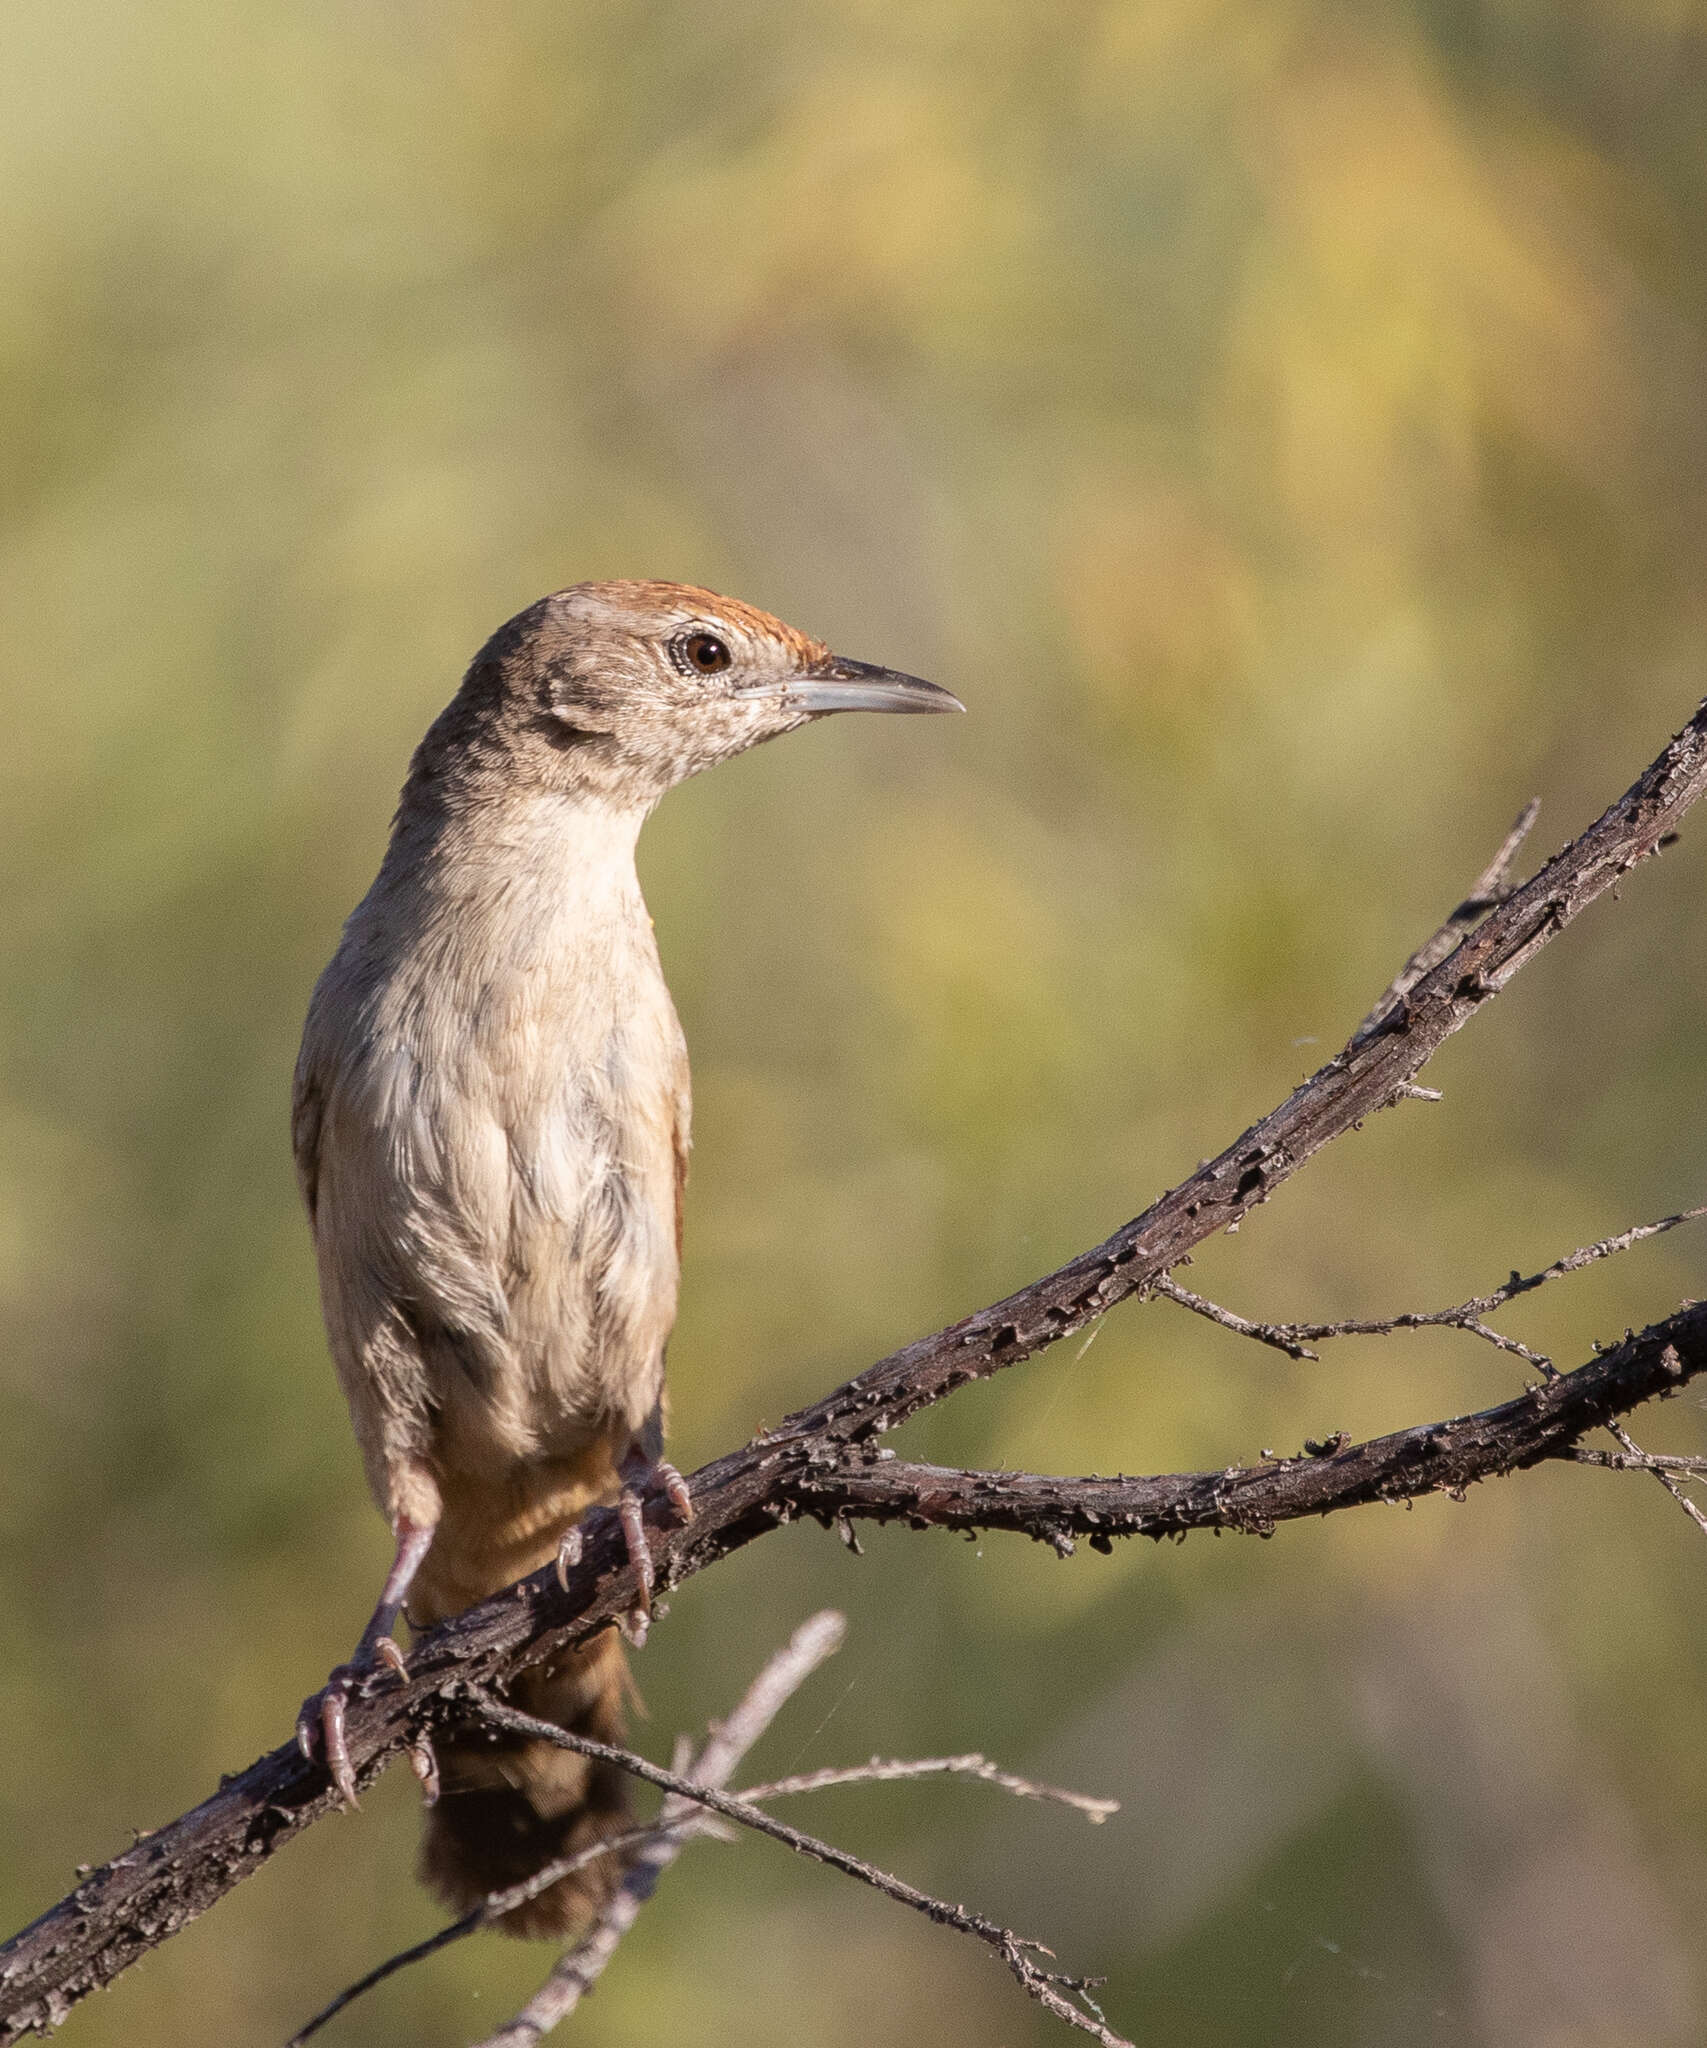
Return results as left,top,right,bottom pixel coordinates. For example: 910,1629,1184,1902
616,1456,695,1645
296,1634,408,1809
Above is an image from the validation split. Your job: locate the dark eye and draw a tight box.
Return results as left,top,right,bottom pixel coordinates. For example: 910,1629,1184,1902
684,632,732,674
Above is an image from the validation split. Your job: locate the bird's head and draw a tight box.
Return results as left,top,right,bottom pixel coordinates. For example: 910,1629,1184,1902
425,580,962,812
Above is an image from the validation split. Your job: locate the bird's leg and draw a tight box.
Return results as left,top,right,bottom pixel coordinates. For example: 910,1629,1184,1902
297,1514,435,1808
615,1444,694,1646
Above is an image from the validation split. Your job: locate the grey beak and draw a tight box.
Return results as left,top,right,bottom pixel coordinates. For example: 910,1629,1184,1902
787,653,965,717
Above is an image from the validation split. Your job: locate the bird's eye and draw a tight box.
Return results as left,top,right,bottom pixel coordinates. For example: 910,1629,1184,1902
683,632,732,674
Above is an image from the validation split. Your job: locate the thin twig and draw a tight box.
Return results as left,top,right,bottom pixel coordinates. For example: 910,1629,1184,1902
474,1644,1122,2048
1569,1448,1707,1476
739,1754,1119,1823
1352,798,1540,1045
1604,1421,1707,1542
1152,1278,1319,1359
1159,1205,1707,1376
460,1691,1127,2046
787,1302,1707,1545
1452,1205,1707,1317
291,1613,848,2048
284,1823,672,2048
473,1612,849,2047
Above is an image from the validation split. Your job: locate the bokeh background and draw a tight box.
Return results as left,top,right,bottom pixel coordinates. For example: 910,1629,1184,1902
5,3,1707,2043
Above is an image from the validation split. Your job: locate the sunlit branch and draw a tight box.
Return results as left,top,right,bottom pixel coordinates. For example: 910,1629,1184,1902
4,695,1706,2044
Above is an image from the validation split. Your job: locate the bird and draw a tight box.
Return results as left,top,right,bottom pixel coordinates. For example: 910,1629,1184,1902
291,579,962,1933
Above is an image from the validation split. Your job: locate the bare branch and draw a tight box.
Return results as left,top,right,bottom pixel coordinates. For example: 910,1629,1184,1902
459,1691,1128,2047
6,696,1707,2041
1152,1277,1319,1359
1160,1205,1707,1377
1604,1422,1707,1543
1569,1448,1707,1476
1352,797,1540,1045
789,1302,1707,1546
292,1615,849,2046
740,1754,1119,1823
471,1612,850,2048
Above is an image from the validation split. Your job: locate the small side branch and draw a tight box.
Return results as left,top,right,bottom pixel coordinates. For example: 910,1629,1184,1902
1159,1205,1707,1376
287,1614,851,2048
1603,1422,1707,1542
457,1692,1127,2045
789,1300,1707,1546
1351,797,1540,1045
468,1611,848,2048
739,1755,1119,1823
294,1617,1119,2048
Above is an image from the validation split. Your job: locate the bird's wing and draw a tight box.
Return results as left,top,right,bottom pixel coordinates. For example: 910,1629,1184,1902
290,1040,327,1227
671,1084,690,1261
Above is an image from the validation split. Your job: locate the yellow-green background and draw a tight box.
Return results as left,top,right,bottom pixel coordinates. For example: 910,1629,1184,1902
4,3,1707,2043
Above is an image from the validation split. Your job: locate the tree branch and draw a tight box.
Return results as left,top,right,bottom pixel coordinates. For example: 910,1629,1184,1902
1350,796,1540,1045
786,1300,1707,1547
4,697,1706,2043
297,1619,1119,2048
454,1691,1127,2047
289,1611,850,2048
737,1754,1119,1822
464,1610,852,2048
1155,1204,1707,1375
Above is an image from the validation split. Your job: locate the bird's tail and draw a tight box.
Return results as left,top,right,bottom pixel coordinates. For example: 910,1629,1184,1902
419,1628,633,1938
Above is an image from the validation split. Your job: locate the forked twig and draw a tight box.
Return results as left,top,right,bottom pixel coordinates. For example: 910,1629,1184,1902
459,1689,1127,2046
1603,1422,1707,1542
1352,798,1540,1046
474,1610,851,2046
289,1613,848,2048
1160,1205,1707,1378
291,1614,1120,2048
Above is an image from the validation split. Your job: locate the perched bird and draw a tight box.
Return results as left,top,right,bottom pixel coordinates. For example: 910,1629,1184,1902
292,580,961,1932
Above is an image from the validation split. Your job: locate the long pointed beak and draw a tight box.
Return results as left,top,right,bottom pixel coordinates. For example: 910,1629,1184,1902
787,653,965,717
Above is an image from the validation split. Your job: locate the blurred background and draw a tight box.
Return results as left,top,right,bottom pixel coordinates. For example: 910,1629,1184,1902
5,2,1707,2043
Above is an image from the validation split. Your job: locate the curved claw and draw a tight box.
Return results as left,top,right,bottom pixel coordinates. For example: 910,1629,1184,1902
296,1639,409,1809
655,1460,694,1525
619,1486,654,1620
296,1671,363,1806
321,1687,358,1809
614,1455,694,1643
555,1524,584,1593
297,1517,434,1805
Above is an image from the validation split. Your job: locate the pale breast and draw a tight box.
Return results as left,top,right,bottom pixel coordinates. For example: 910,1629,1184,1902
298,789,691,1496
